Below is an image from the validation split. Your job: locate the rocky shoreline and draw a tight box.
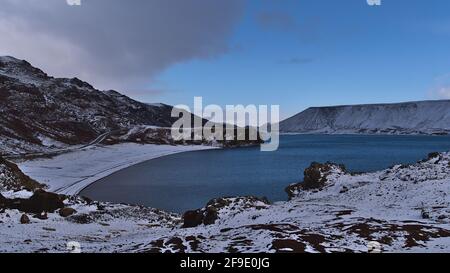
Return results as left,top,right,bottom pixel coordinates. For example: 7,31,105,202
1,152,450,253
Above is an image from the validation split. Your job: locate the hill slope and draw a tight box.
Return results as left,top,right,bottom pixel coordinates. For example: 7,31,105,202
0,56,192,154
280,101,450,135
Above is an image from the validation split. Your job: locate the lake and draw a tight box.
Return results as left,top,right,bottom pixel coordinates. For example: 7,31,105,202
80,135,450,213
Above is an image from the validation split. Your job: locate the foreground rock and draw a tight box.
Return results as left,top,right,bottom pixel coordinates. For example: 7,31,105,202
20,214,30,224
285,162,346,199
183,197,270,228
2,190,64,214
59,207,77,218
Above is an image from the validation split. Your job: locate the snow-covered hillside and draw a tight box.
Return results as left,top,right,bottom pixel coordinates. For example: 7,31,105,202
0,56,198,155
280,101,450,135
0,56,261,156
1,152,449,253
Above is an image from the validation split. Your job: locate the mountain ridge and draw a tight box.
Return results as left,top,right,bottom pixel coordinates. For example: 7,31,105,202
280,100,450,135
0,56,189,154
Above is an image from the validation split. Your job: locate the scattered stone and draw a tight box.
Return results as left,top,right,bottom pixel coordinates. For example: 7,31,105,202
421,209,430,219
20,214,30,224
42,227,56,232
68,213,94,224
340,186,349,194
33,212,48,220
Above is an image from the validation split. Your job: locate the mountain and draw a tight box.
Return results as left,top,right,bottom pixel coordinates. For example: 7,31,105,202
280,100,450,135
0,56,200,155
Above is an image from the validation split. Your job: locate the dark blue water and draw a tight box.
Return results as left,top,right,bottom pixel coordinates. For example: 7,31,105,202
81,135,450,213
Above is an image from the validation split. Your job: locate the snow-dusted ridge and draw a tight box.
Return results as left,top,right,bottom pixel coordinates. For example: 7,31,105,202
280,100,450,135
1,151,449,253
0,56,207,155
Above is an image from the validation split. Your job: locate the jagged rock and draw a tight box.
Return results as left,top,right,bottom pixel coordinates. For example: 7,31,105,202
182,210,204,228
203,207,219,225
286,162,346,199
428,152,440,160
20,214,30,224
59,207,77,218
183,196,270,228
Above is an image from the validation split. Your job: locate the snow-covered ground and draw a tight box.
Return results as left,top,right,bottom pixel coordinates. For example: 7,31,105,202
1,151,449,253
17,143,215,195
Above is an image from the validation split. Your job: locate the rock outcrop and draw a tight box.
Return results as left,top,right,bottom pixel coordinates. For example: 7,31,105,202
0,156,43,192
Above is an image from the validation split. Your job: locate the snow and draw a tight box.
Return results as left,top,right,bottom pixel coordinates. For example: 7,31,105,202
17,143,216,195
280,100,450,135
1,146,449,253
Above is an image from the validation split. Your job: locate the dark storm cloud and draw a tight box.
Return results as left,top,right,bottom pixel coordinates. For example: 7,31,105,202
0,0,244,91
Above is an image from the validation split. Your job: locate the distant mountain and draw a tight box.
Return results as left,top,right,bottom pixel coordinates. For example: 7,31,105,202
0,56,193,154
280,100,450,135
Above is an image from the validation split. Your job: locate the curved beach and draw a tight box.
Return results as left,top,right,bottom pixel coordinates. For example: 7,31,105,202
17,143,216,196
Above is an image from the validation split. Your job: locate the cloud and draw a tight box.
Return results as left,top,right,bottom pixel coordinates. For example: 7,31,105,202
428,74,450,99
0,0,244,92
434,87,450,99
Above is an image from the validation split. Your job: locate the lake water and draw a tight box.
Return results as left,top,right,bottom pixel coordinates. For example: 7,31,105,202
81,135,450,213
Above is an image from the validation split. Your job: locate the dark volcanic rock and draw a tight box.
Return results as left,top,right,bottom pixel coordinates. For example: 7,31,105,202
183,196,270,228
182,210,205,228
5,190,64,214
286,162,346,199
20,214,30,224
59,207,77,218
203,207,219,225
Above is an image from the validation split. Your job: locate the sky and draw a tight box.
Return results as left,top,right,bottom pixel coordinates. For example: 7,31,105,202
1,0,450,120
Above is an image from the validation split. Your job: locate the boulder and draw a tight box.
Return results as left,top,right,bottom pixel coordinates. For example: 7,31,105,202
286,162,346,199
20,214,30,224
8,190,65,214
203,207,219,225
182,210,204,228
59,207,77,218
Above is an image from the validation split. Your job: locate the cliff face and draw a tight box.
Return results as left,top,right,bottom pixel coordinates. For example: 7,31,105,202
280,101,450,135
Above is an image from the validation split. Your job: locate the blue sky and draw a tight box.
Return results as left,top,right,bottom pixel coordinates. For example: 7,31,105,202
2,0,450,120
148,0,450,120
